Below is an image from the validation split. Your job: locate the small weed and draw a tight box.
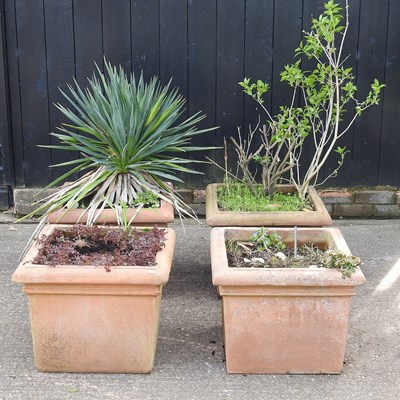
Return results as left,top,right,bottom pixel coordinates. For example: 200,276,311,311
104,192,159,232
134,191,159,208
226,239,242,256
323,250,361,278
250,228,286,252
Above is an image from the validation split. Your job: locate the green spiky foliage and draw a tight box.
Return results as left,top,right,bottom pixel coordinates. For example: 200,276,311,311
21,60,216,224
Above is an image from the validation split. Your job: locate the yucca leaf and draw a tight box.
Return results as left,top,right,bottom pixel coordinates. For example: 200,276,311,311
48,157,92,168
41,161,92,191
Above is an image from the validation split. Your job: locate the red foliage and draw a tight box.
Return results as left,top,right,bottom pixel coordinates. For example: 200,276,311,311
33,225,167,267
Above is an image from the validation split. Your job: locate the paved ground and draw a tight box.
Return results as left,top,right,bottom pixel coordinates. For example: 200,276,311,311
1,217,399,400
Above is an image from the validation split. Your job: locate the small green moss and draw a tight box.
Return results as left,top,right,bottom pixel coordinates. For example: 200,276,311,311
134,191,159,208
250,228,286,251
217,184,310,212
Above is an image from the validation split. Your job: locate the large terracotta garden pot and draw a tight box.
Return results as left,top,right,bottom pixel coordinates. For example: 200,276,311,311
210,226,366,374
12,224,176,373
47,182,175,226
206,183,332,227
47,199,174,225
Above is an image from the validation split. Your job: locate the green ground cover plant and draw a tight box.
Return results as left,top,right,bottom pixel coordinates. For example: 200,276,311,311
217,183,310,212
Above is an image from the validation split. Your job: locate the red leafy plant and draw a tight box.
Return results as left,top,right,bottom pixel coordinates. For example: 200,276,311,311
33,225,167,267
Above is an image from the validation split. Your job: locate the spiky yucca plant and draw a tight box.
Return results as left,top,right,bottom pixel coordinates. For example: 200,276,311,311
22,60,216,224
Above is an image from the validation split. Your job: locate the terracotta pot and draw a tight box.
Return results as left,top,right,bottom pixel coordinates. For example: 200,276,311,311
206,183,332,227
47,182,175,225
210,226,366,374
47,199,174,226
12,224,176,373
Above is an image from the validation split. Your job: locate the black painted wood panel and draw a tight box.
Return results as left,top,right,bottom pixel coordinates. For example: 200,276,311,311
4,0,23,185
74,0,103,85
324,0,361,186
351,0,388,185
0,0,12,187
44,0,75,179
160,0,187,94
159,0,189,182
131,0,160,80
216,0,245,177
243,0,274,153
188,0,217,181
379,0,400,185
15,0,51,185
102,0,131,72
272,0,303,116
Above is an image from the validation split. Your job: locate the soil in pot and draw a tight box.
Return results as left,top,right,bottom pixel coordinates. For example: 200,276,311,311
226,228,360,277
33,225,167,267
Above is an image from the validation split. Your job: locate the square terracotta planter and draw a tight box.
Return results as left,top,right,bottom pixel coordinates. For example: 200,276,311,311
46,182,175,225
12,224,176,373
210,227,366,374
47,199,174,226
206,183,332,227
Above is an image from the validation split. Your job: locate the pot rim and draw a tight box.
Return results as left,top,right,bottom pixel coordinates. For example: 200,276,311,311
12,224,176,286
205,183,333,227
210,226,366,287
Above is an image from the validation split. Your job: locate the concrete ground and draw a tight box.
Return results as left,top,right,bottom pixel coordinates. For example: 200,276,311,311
1,217,399,400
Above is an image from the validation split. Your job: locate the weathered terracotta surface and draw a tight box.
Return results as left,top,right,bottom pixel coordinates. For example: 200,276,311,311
210,227,366,374
47,199,174,225
12,225,176,373
206,183,332,227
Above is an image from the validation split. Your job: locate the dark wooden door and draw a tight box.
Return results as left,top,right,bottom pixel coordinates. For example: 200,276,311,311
1,0,400,190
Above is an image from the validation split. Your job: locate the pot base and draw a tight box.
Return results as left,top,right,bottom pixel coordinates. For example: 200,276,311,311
27,284,162,373
221,285,353,374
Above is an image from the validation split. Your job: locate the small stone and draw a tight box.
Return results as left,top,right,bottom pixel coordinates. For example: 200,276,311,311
251,257,265,266
275,252,286,261
243,258,251,263
308,265,319,270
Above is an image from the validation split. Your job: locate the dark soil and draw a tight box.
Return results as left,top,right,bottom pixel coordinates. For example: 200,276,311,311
33,225,167,267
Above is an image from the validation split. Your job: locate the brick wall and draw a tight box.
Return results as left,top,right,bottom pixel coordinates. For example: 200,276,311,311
315,189,400,218
12,187,400,218
184,188,400,218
